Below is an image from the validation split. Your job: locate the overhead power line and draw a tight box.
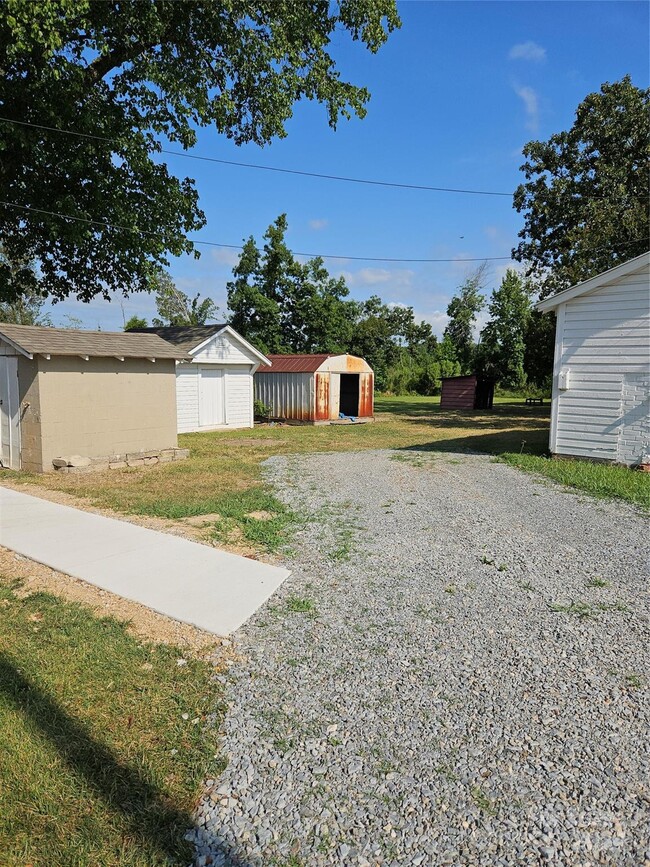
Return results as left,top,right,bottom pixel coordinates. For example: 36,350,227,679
0,116,513,197
0,200,514,263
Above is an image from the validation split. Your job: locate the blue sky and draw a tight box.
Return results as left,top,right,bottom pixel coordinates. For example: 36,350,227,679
49,0,650,336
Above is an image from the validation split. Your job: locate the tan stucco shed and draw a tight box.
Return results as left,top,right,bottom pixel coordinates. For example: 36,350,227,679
0,323,190,473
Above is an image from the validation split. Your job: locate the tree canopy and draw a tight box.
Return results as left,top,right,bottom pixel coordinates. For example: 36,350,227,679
477,269,531,389
227,214,355,354
442,265,487,374
0,0,400,303
513,77,650,297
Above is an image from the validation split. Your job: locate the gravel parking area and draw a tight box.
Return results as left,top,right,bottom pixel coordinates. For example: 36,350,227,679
191,450,649,867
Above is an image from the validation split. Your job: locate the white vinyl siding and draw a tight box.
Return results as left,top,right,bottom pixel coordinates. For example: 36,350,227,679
225,367,253,428
550,262,650,465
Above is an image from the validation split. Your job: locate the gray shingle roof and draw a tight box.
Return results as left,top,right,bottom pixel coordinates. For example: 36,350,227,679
129,325,227,352
0,323,191,360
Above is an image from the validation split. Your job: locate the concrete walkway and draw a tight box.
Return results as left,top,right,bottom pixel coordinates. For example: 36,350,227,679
0,487,290,635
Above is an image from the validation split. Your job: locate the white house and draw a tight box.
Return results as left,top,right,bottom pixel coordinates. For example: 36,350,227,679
134,325,270,432
537,252,649,466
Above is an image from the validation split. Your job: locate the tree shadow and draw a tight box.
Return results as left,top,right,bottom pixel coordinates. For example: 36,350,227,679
377,399,551,428
0,653,251,866
398,427,550,456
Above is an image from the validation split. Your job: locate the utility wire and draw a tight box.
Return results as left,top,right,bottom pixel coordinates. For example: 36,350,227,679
0,116,514,197
0,200,514,263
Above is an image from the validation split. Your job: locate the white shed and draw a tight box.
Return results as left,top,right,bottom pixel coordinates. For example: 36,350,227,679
537,252,649,466
134,326,270,433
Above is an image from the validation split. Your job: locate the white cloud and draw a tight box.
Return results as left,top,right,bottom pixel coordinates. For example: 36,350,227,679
211,247,241,268
308,218,328,231
513,84,540,132
338,267,415,288
509,41,546,62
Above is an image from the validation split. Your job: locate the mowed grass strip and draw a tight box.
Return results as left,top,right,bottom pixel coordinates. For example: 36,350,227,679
0,579,223,866
501,452,650,509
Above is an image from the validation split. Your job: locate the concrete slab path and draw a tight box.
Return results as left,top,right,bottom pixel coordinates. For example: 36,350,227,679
0,486,290,635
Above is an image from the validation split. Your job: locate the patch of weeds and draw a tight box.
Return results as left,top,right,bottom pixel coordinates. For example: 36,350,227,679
518,580,534,592
316,833,333,854
285,658,301,668
481,555,495,566
587,577,609,588
466,581,477,591
435,763,458,782
548,601,596,619
470,786,497,816
273,737,294,754
286,595,316,614
624,673,643,689
596,600,629,613
497,563,508,572
210,487,298,553
447,459,462,465
444,584,457,595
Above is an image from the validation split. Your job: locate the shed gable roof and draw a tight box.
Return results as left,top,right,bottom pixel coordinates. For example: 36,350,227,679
0,323,190,360
130,325,227,352
536,251,650,312
257,354,334,373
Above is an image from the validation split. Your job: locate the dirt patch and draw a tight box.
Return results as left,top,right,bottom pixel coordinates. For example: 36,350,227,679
0,546,226,654
245,510,275,521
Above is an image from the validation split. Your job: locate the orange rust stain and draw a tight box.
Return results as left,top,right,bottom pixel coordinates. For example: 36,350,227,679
315,373,330,420
359,372,374,418
345,356,367,372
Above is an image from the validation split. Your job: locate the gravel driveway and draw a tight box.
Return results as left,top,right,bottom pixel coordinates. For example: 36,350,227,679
191,450,649,867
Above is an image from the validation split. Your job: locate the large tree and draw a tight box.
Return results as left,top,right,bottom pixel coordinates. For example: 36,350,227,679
477,269,531,389
0,1,400,303
513,77,649,297
443,265,487,374
227,214,356,354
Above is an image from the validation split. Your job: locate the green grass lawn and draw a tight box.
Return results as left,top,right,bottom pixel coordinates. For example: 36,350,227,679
0,580,223,866
500,453,650,509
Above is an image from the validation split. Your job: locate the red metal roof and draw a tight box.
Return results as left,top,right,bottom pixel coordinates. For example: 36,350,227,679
257,353,334,373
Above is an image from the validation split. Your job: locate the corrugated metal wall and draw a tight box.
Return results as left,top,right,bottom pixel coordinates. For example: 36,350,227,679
254,372,315,421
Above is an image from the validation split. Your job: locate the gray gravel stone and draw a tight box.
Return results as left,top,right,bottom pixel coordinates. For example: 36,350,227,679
190,450,650,866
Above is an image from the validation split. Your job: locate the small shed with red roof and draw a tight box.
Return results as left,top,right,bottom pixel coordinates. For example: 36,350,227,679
255,354,374,423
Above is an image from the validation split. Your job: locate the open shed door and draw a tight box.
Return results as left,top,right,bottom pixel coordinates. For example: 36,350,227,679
0,357,20,469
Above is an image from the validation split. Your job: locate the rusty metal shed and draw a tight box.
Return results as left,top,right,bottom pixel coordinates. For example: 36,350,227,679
254,354,374,423
440,374,494,410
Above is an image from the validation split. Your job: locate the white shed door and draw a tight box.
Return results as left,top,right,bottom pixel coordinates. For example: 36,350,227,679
0,356,20,469
199,367,225,427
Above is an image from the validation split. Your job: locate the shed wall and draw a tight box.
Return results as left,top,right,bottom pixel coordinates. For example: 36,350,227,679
440,376,477,409
36,356,178,471
551,264,650,464
254,372,314,421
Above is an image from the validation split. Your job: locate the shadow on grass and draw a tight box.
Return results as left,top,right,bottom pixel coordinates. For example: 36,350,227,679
376,398,550,421
378,405,550,431
398,427,549,457
0,654,251,866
